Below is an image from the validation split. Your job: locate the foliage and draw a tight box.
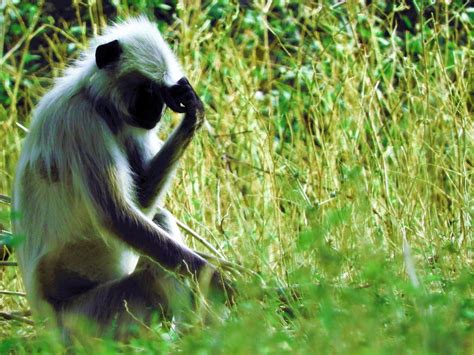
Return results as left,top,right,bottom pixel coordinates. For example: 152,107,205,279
0,0,472,353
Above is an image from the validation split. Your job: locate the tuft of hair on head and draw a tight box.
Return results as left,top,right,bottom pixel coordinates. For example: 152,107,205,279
93,16,184,86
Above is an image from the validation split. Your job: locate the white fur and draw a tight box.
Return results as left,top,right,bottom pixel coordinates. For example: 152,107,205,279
12,17,184,315
99,17,184,85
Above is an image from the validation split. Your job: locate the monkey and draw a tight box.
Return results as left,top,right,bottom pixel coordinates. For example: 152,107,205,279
12,17,230,337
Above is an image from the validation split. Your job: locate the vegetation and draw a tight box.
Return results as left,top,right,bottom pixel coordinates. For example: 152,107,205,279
1,0,472,353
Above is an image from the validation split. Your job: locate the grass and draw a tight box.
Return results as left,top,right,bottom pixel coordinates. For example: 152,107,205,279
0,0,473,353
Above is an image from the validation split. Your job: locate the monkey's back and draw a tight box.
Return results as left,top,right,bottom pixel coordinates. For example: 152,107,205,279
12,88,139,313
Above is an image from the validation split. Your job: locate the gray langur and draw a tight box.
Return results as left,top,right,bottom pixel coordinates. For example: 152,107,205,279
12,17,230,336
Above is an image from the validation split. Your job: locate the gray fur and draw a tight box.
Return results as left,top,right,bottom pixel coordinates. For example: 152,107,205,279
12,17,219,337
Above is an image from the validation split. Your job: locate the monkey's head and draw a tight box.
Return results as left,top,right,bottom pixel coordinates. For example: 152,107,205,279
92,17,185,130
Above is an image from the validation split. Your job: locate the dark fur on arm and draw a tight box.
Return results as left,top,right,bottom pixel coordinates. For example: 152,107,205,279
137,120,196,208
137,77,204,209
83,157,207,275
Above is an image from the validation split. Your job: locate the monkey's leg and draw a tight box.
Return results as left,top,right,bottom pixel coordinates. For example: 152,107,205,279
152,208,183,243
150,208,234,306
60,262,191,338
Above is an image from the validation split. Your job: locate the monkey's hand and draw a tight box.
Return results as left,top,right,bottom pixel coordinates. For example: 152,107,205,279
162,77,204,129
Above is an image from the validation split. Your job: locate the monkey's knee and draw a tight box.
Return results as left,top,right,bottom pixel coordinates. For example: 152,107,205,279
152,208,183,242
129,260,194,326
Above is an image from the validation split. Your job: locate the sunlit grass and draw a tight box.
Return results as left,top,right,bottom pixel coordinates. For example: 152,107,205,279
0,1,472,353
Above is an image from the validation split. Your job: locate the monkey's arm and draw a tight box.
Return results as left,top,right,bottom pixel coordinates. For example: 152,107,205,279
137,78,204,209
137,118,200,208
82,156,208,275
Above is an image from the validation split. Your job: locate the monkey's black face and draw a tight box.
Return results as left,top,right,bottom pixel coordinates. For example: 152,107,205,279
129,81,165,130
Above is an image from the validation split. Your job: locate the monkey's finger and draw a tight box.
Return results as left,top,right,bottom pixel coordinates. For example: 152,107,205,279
168,82,189,92
177,77,190,86
161,88,186,113
176,92,197,109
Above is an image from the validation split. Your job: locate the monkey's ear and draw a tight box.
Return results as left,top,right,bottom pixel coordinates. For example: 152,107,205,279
95,40,122,69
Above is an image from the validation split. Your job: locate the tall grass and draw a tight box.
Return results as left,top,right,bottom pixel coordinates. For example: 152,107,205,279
0,1,472,353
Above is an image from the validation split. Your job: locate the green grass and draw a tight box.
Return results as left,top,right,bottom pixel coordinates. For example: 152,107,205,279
1,1,473,353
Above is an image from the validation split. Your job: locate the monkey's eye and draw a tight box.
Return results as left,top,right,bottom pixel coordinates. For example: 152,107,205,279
136,82,162,100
